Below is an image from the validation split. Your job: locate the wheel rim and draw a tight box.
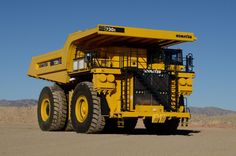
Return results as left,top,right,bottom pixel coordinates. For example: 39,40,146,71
75,96,89,123
41,98,50,121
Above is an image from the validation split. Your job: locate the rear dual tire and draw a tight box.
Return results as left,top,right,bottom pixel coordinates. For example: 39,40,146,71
38,82,105,133
38,82,137,134
38,86,68,131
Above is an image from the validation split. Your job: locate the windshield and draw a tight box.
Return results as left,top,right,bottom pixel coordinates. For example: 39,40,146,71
147,48,183,65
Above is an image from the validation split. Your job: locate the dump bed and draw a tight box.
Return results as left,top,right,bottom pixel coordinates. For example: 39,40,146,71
28,24,196,83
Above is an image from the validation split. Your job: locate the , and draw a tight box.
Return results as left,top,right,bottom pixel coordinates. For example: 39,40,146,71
28,24,196,134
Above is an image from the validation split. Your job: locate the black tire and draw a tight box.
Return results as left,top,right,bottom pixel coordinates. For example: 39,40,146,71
103,118,137,133
71,82,105,133
38,86,67,131
123,118,138,132
143,118,179,134
102,118,119,133
52,84,73,131
143,118,159,133
164,118,180,134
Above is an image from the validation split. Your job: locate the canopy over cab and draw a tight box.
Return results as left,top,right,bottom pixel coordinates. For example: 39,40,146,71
73,25,196,49
28,24,196,83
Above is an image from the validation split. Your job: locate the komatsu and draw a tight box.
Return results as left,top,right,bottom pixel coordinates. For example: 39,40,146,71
28,25,196,134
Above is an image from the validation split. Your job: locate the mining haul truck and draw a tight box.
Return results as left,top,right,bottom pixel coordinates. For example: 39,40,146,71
28,25,196,134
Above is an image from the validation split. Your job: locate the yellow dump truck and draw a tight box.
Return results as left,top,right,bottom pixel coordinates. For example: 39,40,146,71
28,24,196,134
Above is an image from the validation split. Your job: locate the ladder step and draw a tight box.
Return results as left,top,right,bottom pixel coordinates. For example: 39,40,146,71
121,73,131,111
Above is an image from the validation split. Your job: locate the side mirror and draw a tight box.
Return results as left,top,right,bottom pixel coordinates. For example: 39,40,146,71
186,53,194,72
188,54,193,66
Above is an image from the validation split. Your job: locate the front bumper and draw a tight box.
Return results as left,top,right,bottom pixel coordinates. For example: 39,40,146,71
114,105,190,123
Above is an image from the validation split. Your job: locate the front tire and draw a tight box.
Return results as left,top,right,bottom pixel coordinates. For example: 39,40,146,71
71,82,105,133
